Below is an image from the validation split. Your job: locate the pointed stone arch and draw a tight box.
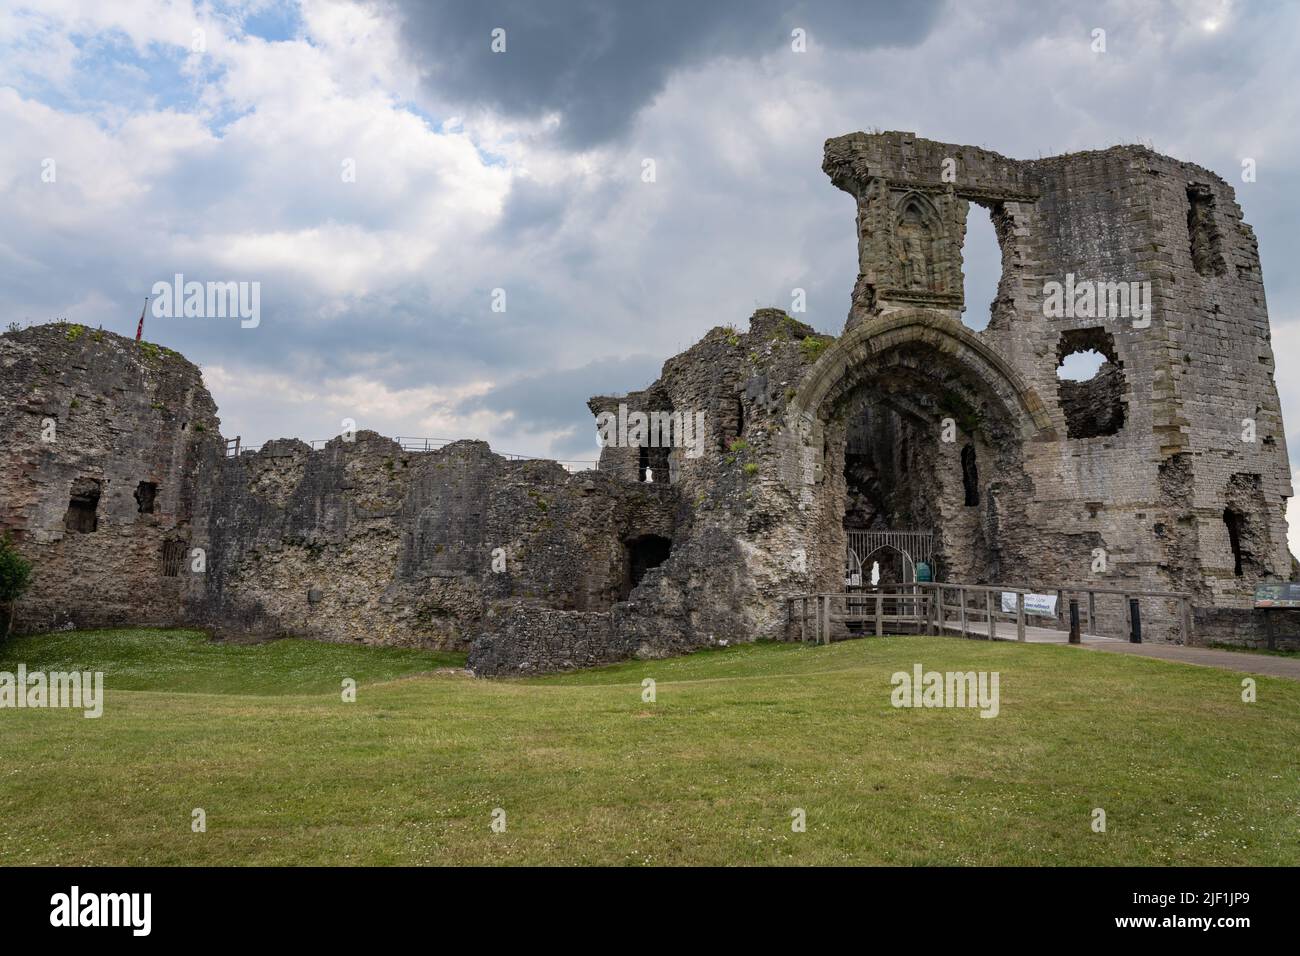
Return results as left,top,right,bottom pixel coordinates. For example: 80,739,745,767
786,310,1053,476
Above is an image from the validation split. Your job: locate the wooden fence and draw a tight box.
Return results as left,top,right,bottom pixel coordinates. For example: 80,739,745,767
789,582,1195,646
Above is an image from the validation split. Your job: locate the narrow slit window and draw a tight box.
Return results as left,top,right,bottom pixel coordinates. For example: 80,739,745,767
1223,508,1245,576
961,444,980,507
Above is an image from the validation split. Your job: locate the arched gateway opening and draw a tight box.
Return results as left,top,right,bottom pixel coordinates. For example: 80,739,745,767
846,533,930,588
785,311,1052,591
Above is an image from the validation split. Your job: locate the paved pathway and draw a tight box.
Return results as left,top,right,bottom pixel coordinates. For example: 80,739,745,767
1078,640,1300,681
938,619,1300,680
938,619,1124,644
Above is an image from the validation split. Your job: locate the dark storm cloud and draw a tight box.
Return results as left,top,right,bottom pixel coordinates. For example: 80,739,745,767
388,0,945,147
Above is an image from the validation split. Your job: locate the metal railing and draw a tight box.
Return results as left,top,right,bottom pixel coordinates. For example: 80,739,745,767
789,581,1196,646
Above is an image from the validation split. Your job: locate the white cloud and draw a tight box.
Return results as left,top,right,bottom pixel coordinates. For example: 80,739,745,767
203,362,499,444
175,225,435,296
1,0,1299,475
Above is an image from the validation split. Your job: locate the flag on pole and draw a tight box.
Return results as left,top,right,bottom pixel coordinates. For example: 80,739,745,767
135,298,147,341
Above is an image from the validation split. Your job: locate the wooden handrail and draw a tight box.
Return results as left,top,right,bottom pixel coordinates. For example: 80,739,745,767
786,582,1195,645
786,582,1191,601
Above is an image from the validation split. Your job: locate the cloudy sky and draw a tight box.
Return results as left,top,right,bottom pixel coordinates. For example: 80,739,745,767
2,0,1297,551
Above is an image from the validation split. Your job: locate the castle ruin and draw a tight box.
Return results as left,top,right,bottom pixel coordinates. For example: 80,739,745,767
2,132,1294,670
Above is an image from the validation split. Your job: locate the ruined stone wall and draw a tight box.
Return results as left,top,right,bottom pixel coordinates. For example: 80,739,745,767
467,311,836,673
1194,607,1300,652
0,326,684,660
469,605,625,675
1152,160,1291,608
581,311,834,652
0,325,222,632
1014,145,1186,596
192,434,677,650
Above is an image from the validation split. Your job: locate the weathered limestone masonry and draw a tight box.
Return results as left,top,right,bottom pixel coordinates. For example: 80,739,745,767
0,312,833,670
780,131,1292,647
191,434,677,651
1,131,1294,666
573,310,837,661
0,325,222,630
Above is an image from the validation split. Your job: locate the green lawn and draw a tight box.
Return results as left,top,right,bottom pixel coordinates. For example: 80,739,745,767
1,629,1296,865
0,628,463,695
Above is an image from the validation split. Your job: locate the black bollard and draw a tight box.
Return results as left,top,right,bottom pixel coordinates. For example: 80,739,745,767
1129,598,1142,643
1069,599,1081,643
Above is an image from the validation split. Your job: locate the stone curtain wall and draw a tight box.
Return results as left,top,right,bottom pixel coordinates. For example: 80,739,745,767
191,435,678,649
1194,607,1300,653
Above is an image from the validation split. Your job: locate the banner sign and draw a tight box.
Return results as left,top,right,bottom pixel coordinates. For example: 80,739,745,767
1253,582,1300,608
1001,592,1058,617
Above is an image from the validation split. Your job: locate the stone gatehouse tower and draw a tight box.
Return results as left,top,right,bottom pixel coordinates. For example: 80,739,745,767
0,131,1293,670
780,132,1291,616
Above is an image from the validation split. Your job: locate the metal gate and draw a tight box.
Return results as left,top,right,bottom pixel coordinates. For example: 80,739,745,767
845,530,933,624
